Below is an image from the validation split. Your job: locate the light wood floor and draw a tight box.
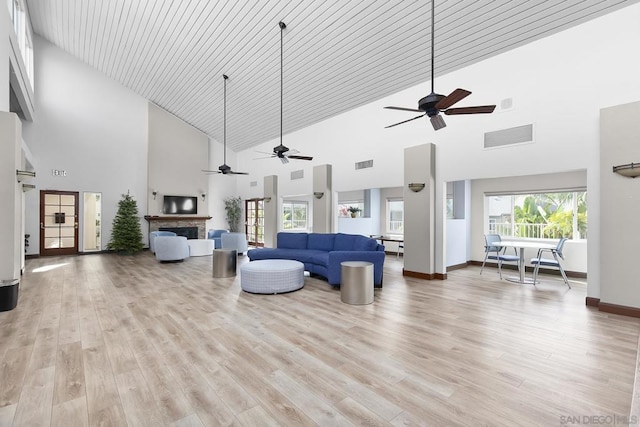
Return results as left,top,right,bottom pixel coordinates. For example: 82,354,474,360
1,253,638,426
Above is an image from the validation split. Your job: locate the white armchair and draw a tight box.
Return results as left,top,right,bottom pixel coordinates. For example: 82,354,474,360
221,232,248,255
155,236,190,262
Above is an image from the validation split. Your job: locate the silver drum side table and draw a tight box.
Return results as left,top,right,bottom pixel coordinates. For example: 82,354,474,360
212,249,237,278
340,261,374,305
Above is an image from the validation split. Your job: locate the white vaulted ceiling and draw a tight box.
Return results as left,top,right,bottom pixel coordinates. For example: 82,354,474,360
26,0,638,151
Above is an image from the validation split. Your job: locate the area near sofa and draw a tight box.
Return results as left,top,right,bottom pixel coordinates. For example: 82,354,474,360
247,232,385,287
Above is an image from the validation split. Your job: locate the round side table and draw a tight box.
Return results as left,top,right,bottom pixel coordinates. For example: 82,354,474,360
340,261,374,305
212,249,237,278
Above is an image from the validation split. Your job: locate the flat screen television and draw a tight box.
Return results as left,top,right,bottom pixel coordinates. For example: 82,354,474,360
163,195,197,215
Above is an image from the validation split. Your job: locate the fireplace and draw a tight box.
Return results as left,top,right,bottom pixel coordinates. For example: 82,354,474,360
144,215,212,240
160,227,199,239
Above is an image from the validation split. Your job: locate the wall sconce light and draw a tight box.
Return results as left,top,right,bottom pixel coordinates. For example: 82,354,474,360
264,197,272,203
408,183,426,192
313,192,324,199
16,169,36,182
152,190,157,200
201,193,206,201
22,183,36,192
613,163,640,178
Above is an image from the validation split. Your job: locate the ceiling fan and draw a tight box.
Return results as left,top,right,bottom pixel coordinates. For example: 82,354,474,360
384,0,496,130
202,74,249,175
257,21,313,164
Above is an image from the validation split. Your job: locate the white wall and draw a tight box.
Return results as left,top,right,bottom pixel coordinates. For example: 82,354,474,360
147,102,208,217
23,36,148,252
600,101,640,307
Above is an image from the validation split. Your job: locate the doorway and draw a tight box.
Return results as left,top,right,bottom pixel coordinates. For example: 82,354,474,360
83,192,102,252
245,198,265,247
40,190,80,256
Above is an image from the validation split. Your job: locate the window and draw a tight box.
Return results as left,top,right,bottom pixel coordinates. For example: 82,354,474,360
387,199,404,233
282,201,308,230
338,201,364,218
487,191,587,239
8,0,34,88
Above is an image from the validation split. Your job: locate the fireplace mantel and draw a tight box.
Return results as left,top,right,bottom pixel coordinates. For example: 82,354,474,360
144,216,212,239
144,216,212,222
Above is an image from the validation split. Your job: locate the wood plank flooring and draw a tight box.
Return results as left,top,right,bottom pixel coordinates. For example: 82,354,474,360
0,252,638,426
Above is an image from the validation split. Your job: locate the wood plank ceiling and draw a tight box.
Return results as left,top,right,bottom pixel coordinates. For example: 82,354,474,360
25,0,637,152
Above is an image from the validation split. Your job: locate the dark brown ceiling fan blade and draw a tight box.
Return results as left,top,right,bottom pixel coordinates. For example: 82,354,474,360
435,88,471,110
287,155,313,161
385,114,425,128
444,105,496,115
384,106,423,113
229,171,249,175
202,169,222,174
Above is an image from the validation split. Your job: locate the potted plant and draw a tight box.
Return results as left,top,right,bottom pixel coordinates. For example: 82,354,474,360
224,196,242,232
347,206,362,218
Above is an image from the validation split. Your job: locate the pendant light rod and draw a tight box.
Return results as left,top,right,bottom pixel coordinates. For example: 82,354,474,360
223,74,228,164
431,0,435,94
279,21,286,147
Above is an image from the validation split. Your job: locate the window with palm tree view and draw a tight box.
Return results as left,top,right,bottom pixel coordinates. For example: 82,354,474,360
487,191,587,240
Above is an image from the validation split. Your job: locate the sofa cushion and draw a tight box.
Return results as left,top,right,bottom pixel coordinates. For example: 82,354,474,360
277,232,308,249
353,235,377,251
308,233,335,251
293,249,328,264
333,233,356,251
248,248,301,261
310,251,330,267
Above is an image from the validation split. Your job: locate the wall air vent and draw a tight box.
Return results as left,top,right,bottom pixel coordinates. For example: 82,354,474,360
484,124,533,149
355,159,373,170
250,181,257,187
291,170,304,180
500,98,513,110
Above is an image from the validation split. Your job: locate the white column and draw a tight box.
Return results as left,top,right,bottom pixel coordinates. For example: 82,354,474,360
263,175,278,248
403,143,436,278
0,112,22,283
312,164,333,233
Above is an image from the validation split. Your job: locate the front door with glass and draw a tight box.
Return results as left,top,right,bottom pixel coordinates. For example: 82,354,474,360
40,190,79,256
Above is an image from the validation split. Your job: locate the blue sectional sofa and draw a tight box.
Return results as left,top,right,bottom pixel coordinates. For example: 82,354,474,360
247,232,385,287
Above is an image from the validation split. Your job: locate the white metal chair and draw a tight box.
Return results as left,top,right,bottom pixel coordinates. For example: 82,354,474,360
396,243,404,259
530,237,570,288
480,234,520,279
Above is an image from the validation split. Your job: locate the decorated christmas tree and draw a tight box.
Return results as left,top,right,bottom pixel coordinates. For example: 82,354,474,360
107,192,144,254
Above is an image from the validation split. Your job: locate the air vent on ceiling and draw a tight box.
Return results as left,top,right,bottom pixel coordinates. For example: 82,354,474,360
291,170,304,180
484,124,533,149
250,181,257,187
355,159,373,170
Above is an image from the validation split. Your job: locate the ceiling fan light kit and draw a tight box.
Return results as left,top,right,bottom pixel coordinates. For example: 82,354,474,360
384,0,496,130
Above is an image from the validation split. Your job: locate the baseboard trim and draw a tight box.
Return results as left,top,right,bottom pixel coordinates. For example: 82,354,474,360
446,262,468,271
402,270,446,280
598,302,640,318
585,297,600,307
